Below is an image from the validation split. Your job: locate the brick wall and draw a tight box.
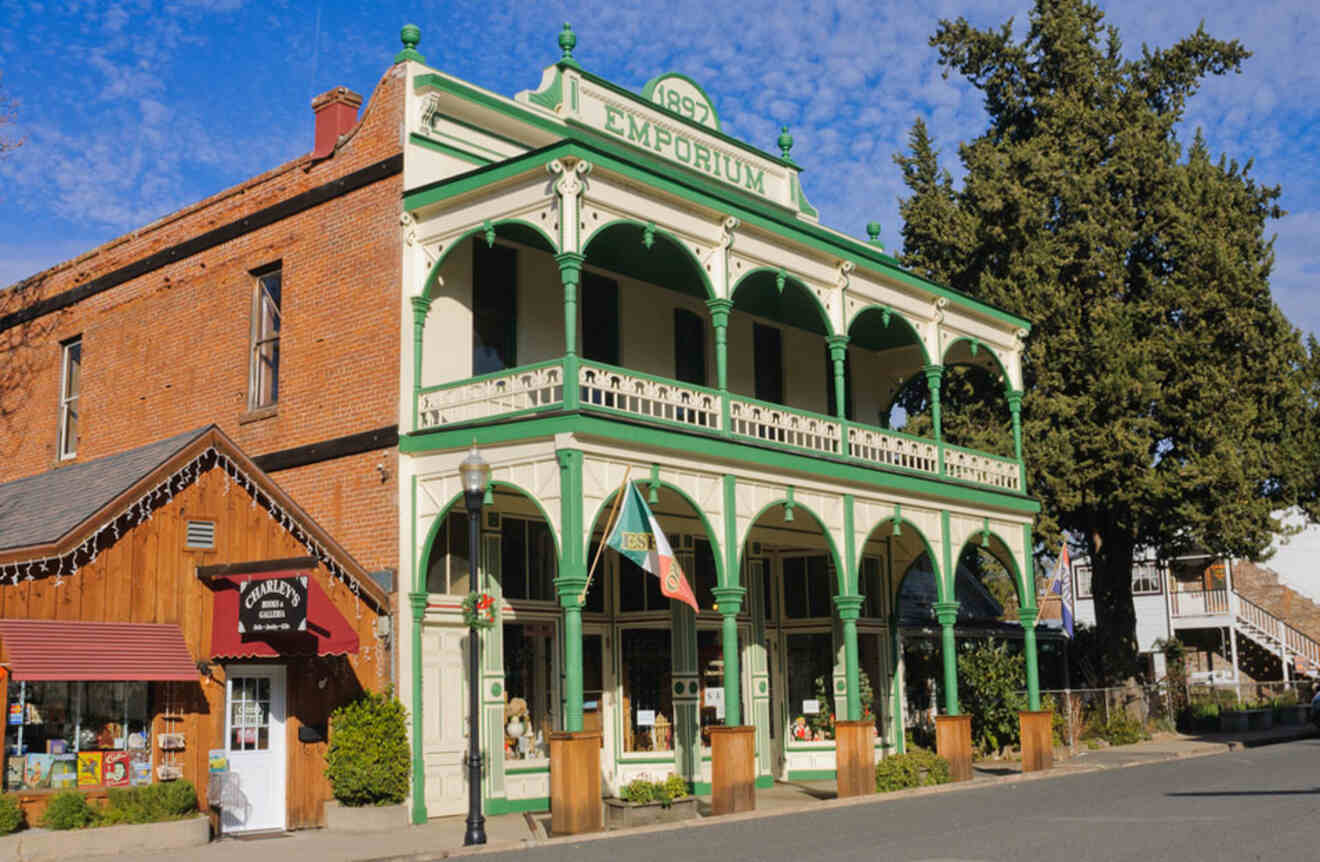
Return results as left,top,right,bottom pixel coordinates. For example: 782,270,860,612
0,65,406,574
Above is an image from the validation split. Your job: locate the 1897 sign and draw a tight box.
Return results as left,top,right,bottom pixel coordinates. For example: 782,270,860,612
238,576,308,635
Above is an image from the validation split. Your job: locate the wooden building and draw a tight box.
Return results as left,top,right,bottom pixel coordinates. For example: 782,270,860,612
0,426,389,831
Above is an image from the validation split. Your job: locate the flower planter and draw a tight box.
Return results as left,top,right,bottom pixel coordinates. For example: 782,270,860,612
1219,711,1250,733
323,800,408,831
1275,705,1310,726
602,795,699,830
935,715,973,782
0,815,209,862
1247,709,1273,731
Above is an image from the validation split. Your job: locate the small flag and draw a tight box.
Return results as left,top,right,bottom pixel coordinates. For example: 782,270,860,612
606,482,699,612
1048,543,1074,638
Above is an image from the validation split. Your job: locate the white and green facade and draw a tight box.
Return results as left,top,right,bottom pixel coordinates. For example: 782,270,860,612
392,25,1042,821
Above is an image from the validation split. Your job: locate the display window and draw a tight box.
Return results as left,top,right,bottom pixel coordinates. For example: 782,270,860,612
785,632,834,741
499,518,557,602
859,556,889,619
782,556,833,619
619,628,672,752
502,622,556,761
859,633,887,740
697,630,722,748
425,511,471,595
4,681,151,792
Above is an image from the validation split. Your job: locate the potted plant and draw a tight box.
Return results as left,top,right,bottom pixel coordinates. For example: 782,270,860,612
603,774,699,830
323,689,410,830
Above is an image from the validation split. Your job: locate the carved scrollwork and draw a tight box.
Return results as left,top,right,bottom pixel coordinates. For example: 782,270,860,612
579,363,721,429
728,399,841,455
417,365,565,430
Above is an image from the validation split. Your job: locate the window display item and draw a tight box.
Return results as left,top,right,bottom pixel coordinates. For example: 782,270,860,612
4,758,23,790
130,752,152,786
104,751,131,787
46,740,68,754
50,755,76,789
158,732,185,750
76,751,102,786
24,753,53,789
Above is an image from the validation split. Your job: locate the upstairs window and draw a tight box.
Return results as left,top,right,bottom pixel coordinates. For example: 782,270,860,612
248,267,282,409
57,337,81,459
673,309,707,386
753,323,783,404
473,243,517,375
1131,561,1162,595
581,273,620,366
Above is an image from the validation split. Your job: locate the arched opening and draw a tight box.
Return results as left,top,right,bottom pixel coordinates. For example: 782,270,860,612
729,270,833,414
939,339,1014,457
848,306,928,429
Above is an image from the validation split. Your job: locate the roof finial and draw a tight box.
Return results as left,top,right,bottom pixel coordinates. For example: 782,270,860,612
777,125,794,159
559,22,579,66
396,24,425,64
866,222,882,242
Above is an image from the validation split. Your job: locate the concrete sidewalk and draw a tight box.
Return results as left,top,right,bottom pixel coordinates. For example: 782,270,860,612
73,724,1315,862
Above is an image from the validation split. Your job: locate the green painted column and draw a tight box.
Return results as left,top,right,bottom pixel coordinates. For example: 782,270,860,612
1006,388,1025,491
924,365,944,473
409,295,432,431
712,586,746,726
556,252,584,411
826,335,849,422
555,449,586,731
745,559,773,782
1020,607,1041,711
834,595,864,720
706,298,733,435
408,591,428,824
933,601,960,716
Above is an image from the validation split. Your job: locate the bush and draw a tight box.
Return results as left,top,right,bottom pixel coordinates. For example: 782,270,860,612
41,791,96,830
100,781,198,825
875,748,951,792
957,641,1027,755
620,774,688,806
1273,690,1299,708
1089,713,1149,746
0,794,23,834
325,688,410,806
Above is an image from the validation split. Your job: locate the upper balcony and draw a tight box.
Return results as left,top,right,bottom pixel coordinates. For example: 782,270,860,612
409,222,1026,496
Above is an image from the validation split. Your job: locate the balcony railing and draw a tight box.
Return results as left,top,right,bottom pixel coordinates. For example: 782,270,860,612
416,359,1023,493
1170,589,1230,617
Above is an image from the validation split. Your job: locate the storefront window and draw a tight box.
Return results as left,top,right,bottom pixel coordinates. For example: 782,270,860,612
502,623,555,761
697,630,722,748
693,540,716,611
618,555,666,612
859,634,886,740
500,518,556,602
4,681,150,791
620,629,672,751
859,556,889,619
425,512,470,595
785,632,834,741
782,556,832,619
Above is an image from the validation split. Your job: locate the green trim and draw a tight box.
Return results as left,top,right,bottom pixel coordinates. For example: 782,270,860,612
953,529,1025,603
942,335,1011,380
525,68,564,111
640,72,723,131
408,132,493,167
417,479,565,576
402,413,1040,513
786,769,837,781
582,219,716,300
399,121,1029,329
730,266,835,338
618,755,679,764
740,497,844,586
754,775,774,789
847,302,931,367
504,765,550,775
486,796,549,814
556,448,586,732
692,781,712,794
422,220,559,298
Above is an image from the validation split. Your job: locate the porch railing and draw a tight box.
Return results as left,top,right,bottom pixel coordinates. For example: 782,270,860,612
1170,589,1229,617
416,359,1026,493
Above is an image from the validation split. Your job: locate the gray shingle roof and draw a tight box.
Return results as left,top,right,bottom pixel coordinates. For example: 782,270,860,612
0,428,208,551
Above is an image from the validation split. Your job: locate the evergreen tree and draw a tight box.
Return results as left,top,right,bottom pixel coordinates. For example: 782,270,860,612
895,0,1319,680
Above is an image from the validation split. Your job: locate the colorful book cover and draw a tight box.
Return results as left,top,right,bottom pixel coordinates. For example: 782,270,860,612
24,753,53,790
103,751,131,787
46,739,68,754
129,751,152,786
76,751,102,787
50,755,76,789
4,756,24,790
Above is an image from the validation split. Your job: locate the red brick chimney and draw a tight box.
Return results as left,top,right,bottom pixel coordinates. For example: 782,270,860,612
311,86,363,159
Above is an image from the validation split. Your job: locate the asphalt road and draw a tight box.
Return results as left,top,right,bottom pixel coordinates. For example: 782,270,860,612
494,739,1320,862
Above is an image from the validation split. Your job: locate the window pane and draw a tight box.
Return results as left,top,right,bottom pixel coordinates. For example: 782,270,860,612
697,630,723,748
753,323,783,404
82,683,129,751
782,557,808,619
619,554,645,612
447,512,470,595
620,629,672,752
860,634,885,740
807,557,832,618
473,243,517,374
527,521,556,601
500,519,527,600
584,540,605,613
581,273,620,365
673,309,707,386
693,540,716,611
503,623,555,760
581,634,604,738
786,632,834,741
426,516,449,593
644,559,666,610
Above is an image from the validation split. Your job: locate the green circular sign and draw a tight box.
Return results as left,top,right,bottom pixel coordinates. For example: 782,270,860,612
491,682,502,697
674,682,684,695
688,681,698,694
758,680,767,694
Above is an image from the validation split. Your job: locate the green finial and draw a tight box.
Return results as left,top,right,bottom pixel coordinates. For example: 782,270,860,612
482,220,495,247
642,222,655,250
558,22,579,65
395,24,425,64
866,222,881,242
777,125,793,159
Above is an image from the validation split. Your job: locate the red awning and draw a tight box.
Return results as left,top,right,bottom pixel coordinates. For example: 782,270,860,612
0,619,198,681
210,570,360,659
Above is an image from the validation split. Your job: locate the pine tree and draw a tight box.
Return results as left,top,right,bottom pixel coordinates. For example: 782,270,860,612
895,0,1319,680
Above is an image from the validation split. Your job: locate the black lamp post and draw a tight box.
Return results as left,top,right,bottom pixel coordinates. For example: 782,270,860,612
459,442,491,847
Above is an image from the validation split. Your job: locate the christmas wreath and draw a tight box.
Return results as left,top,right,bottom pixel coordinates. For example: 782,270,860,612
461,591,497,629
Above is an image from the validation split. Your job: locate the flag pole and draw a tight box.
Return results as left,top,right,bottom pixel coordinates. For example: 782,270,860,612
579,465,632,604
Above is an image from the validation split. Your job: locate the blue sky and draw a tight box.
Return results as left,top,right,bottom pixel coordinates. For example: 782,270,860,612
0,0,1316,341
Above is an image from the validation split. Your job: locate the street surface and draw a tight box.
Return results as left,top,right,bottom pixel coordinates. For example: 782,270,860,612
493,739,1320,862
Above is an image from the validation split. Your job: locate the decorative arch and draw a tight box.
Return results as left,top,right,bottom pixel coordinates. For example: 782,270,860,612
739,498,844,593
953,530,1030,609
847,304,930,366
584,479,725,586
421,219,559,299
414,479,561,593
729,267,834,337
581,219,715,301
857,515,942,600
941,336,1011,389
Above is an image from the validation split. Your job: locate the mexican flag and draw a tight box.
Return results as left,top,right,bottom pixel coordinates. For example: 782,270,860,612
606,482,700,612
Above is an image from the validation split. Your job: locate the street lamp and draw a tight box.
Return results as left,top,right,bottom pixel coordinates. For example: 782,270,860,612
459,442,491,847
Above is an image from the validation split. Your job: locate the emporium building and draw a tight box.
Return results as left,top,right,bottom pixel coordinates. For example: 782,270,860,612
0,23,1044,830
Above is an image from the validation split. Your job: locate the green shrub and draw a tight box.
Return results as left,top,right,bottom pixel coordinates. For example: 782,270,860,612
1091,713,1149,746
100,781,198,825
620,774,688,806
0,794,23,834
957,641,1027,755
325,688,410,806
874,748,951,792
1273,690,1299,708
41,791,96,830
660,773,689,802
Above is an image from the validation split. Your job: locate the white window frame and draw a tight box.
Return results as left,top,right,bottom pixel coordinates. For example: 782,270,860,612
1131,560,1163,595
247,268,282,409
57,337,81,459
1073,561,1093,599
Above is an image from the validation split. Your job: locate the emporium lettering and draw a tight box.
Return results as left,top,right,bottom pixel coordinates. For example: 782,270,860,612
603,104,766,196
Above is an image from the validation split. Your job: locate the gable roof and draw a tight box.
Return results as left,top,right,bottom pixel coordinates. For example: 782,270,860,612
0,426,387,609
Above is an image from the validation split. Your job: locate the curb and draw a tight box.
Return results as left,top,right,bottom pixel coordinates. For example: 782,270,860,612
363,728,1316,861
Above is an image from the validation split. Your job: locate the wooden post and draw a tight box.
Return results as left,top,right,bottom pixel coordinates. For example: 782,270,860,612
833,719,874,798
1019,710,1054,772
709,725,756,815
934,714,973,782
549,730,601,836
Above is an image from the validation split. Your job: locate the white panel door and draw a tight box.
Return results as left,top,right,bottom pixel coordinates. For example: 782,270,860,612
222,666,287,833
423,625,468,816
